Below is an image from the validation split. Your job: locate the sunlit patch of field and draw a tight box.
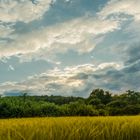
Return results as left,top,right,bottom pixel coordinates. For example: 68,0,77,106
0,116,140,140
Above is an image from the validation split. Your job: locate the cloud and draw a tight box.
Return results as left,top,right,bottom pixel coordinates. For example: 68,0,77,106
99,0,140,21
102,44,140,92
98,0,140,44
0,16,120,61
0,23,14,38
0,0,52,23
8,65,15,71
125,44,140,65
0,62,122,97
1,43,140,97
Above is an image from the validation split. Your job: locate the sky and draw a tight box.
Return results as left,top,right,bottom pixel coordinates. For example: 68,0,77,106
0,0,140,97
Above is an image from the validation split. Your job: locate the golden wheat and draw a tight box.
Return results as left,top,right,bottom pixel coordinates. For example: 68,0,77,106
0,116,140,140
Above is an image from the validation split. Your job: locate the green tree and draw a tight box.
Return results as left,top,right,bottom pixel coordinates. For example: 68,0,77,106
89,89,112,104
22,92,28,103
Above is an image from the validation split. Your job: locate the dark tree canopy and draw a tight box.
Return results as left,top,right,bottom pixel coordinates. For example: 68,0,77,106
0,89,140,118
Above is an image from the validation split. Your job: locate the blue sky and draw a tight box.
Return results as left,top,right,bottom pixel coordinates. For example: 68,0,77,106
0,0,140,97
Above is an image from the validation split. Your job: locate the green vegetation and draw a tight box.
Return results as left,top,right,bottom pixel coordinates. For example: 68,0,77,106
0,89,140,118
0,116,140,140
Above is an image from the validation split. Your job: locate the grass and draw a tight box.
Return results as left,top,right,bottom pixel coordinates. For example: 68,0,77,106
0,116,140,140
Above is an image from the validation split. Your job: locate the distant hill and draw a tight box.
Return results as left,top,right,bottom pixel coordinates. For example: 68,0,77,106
3,90,22,96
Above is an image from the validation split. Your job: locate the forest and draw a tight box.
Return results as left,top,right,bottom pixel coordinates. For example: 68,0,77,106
0,89,140,118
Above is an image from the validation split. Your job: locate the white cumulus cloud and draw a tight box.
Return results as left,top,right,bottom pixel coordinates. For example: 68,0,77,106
0,17,120,62
0,0,52,23
99,0,140,21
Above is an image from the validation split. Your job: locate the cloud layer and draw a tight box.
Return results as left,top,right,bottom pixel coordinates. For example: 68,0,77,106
0,0,140,96
0,17,119,62
0,62,122,96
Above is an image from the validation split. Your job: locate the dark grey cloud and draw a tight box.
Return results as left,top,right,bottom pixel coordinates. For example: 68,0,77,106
125,44,140,65
94,44,140,92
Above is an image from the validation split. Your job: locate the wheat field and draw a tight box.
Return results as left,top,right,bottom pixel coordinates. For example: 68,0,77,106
0,116,140,140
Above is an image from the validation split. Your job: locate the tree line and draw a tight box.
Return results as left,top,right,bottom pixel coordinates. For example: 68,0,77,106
0,89,140,118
